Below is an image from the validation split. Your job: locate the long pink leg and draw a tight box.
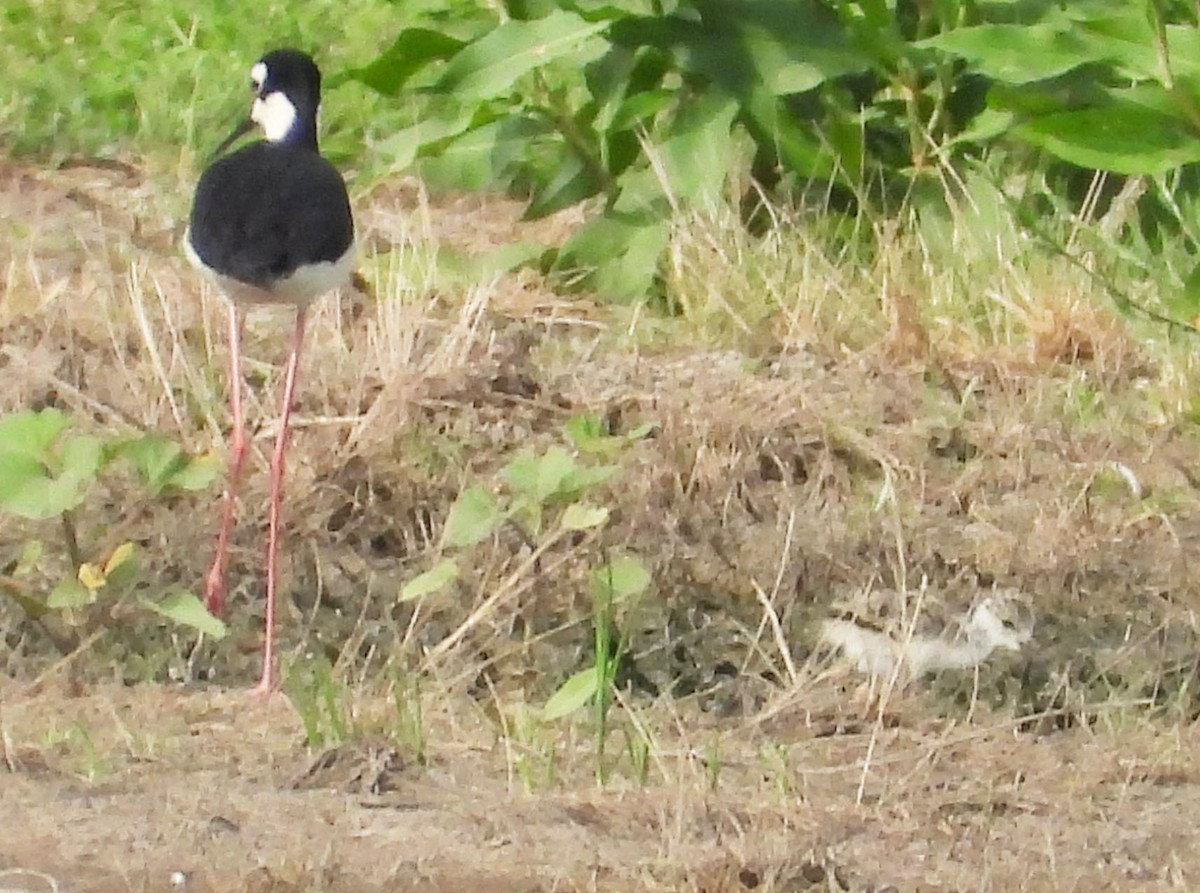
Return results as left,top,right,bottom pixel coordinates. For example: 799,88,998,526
204,304,247,616
254,308,308,694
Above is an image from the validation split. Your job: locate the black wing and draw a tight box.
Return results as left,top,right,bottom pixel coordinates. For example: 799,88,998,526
188,142,353,289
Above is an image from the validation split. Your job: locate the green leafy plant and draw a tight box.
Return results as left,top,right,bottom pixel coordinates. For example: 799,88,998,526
347,1,884,299
0,408,226,652
401,413,654,782
542,553,652,783
343,0,1200,326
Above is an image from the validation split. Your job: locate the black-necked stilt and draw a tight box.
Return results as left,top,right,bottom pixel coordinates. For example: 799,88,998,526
185,48,354,692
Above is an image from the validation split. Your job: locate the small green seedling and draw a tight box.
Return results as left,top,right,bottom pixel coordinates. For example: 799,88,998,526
542,553,652,783
403,413,646,598
0,408,226,649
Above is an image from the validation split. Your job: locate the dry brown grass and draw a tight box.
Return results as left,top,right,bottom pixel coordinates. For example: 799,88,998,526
5,159,1200,889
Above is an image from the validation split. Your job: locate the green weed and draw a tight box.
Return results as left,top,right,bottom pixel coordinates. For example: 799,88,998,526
0,408,225,654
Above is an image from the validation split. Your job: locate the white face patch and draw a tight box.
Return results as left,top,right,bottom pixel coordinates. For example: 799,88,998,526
250,61,267,92
251,91,297,142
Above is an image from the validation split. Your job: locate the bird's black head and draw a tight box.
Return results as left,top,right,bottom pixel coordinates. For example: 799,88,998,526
252,50,322,112
249,49,323,147
211,48,324,157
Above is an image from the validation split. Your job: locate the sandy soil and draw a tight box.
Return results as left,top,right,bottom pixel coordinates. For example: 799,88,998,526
4,680,1200,892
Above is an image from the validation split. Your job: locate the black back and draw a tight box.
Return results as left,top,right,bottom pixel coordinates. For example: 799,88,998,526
189,143,353,287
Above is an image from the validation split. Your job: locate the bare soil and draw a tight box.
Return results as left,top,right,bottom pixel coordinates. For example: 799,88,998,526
4,161,1200,891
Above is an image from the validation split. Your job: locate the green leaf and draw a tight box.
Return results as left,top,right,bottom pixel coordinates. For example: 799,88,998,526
165,452,221,493
59,434,103,481
1014,104,1200,175
525,152,597,220
0,431,101,520
555,212,671,300
921,23,1104,85
0,454,55,519
561,503,609,531
417,114,549,192
502,447,578,503
47,578,93,609
593,555,651,602
542,667,600,720
0,408,71,464
348,28,465,95
609,89,675,132
434,11,608,102
115,434,217,495
101,541,139,590
143,591,228,639
400,559,459,602
656,94,739,208
560,463,617,496
375,102,477,172
445,486,504,547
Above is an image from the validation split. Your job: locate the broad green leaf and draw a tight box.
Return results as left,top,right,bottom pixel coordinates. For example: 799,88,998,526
417,115,549,191
418,119,516,191
0,454,55,519
164,452,221,493
115,434,216,495
104,541,136,575
0,408,71,464
542,667,600,720
102,541,140,590
526,152,598,220
565,415,654,454
47,578,92,609
560,464,617,496
556,212,671,301
400,559,459,602
593,555,651,602
609,89,675,132
1014,105,1200,175
115,434,184,493
445,486,504,547
348,28,465,95
740,21,865,94
561,503,609,531
376,103,477,172
502,447,578,503
921,24,1104,85
59,435,103,482
657,93,739,208
144,591,228,639
0,433,100,520
510,495,545,538
434,11,608,102
743,86,838,184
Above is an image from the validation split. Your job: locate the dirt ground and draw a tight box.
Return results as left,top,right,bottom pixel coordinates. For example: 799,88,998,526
5,680,1200,892
5,160,1200,891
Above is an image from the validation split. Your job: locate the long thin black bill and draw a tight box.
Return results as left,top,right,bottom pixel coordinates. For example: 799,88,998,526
209,117,255,162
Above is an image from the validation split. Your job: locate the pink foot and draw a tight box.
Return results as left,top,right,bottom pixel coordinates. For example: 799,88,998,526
251,668,277,695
